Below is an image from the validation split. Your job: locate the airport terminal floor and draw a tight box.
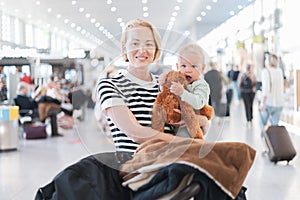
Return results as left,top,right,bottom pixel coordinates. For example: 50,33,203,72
1,97,300,200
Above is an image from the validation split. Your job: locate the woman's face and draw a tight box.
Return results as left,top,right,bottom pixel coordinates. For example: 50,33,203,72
125,26,156,68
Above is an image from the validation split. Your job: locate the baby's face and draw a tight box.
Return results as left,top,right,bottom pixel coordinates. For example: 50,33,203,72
177,53,204,84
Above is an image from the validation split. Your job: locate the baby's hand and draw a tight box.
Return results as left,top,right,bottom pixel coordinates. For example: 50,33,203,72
170,82,184,96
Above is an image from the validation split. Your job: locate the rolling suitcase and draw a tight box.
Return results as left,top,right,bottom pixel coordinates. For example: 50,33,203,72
263,126,296,164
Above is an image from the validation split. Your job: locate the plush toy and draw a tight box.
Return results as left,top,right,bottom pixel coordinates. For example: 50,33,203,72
152,70,214,139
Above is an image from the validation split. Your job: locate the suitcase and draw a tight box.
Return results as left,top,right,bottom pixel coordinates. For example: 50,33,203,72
263,126,297,164
23,123,47,139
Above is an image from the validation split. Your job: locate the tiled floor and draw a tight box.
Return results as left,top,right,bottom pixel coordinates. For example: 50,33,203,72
1,99,300,200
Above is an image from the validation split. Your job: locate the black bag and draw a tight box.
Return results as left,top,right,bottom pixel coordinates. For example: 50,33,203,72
263,126,297,164
35,152,132,200
240,75,252,92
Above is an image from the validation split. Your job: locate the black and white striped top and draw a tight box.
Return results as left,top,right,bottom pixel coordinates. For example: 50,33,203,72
96,70,173,153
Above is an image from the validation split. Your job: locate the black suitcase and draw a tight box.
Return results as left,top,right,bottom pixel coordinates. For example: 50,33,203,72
263,126,296,164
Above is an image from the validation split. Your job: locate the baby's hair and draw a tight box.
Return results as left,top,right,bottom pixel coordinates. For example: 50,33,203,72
177,43,205,65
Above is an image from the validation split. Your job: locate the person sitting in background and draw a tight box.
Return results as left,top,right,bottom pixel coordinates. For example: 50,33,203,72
0,78,8,103
14,82,39,119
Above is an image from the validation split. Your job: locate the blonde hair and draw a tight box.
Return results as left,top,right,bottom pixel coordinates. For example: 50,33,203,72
121,18,161,62
178,43,205,65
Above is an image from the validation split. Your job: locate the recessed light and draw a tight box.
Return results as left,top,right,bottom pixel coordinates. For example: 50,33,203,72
196,16,202,21
90,18,96,23
143,12,149,17
117,18,122,23
111,7,117,12
85,13,91,18
206,5,211,10
79,8,84,12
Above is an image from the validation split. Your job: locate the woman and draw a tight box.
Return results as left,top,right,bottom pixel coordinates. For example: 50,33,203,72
96,18,208,153
259,53,284,133
238,63,257,126
35,19,228,200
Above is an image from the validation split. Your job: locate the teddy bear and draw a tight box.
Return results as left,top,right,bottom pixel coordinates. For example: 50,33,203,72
152,70,214,139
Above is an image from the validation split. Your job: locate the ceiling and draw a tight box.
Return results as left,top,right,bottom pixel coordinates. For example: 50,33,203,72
0,0,255,58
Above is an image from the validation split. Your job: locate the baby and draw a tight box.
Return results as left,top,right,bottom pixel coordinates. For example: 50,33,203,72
170,43,210,137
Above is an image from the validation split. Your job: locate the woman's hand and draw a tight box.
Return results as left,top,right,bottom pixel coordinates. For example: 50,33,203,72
197,114,209,134
170,109,209,135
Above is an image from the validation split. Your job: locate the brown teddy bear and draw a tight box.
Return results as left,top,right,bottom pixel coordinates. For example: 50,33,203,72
152,70,214,139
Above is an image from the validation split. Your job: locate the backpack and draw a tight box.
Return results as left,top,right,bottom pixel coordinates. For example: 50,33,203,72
240,75,252,92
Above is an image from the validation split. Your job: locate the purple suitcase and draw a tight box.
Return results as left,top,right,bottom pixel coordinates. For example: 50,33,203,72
23,123,47,139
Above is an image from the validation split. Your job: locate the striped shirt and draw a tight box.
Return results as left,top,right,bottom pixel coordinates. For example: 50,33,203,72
96,70,173,153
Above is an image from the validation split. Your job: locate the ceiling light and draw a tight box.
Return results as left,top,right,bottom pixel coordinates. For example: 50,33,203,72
168,21,174,26
64,19,69,24
111,7,117,12
27,14,32,19
35,1,40,5
99,26,104,31
177,0,183,3
170,17,176,22
56,14,62,19
238,5,243,9
70,23,76,28
95,22,101,27
184,30,190,36
143,12,149,17
196,16,202,21
76,26,82,31
120,22,125,27
85,13,91,18
79,8,84,12
142,0,147,4
143,6,148,11
206,5,211,10
117,18,122,23
212,0,218,3
174,6,180,11
229,11,235,16
47,8,52,13
71,1,77,5
172,12,178,17
90,18,96,23
201,11,206,16
106,0,112,5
